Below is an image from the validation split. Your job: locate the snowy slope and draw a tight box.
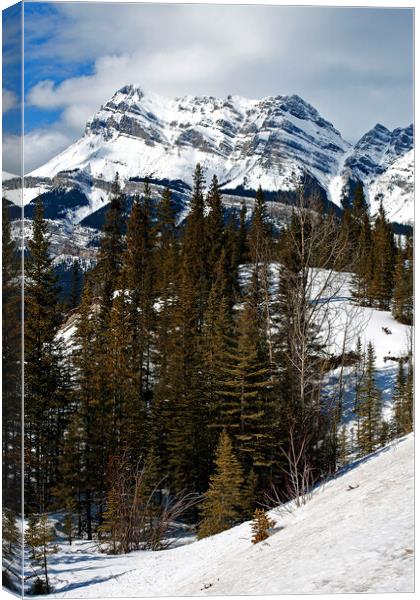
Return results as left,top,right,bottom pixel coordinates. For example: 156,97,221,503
41,434,414,597
368,149,414,224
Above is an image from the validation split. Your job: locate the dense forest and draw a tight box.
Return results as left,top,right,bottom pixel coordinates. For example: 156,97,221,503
2,165,413,593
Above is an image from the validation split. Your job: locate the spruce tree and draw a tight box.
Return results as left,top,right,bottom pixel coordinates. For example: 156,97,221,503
71,279,100,539
251,508,275,544
206,174,225,280
24,197,65,511
351,211,373,304
94,173,125,311
198,430,245,539
356,342,382,455
369,201,395,310
70,259,81,309
218,297,272,473
392,239,413,324
2,508,20,558
2,200,21,510
392,359,407,437
25,514,58,594
123,181,156,412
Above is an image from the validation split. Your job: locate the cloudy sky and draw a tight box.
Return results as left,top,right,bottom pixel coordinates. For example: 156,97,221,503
2,1,414,174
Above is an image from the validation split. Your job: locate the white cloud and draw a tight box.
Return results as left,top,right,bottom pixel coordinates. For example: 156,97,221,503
3,128,72,175
2,89,18,113
23,3,413,173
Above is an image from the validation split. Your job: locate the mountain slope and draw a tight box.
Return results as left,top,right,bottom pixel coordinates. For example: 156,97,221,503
42,434,414,597
30,85,350,195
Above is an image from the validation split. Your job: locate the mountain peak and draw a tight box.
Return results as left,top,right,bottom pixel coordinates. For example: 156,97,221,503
116,83,145,98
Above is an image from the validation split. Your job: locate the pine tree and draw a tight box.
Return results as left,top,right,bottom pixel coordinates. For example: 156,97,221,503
25,514,58,594
206,174,225,280
404,359,414,434
159,165,213,495
369,200,395,310
351,211,373,304
106,271,140,455
24,196,66,511
63,499,76,545
392,240,413,324
218,298,272,473
202,251,234,454
180,163,209,330
251,508,275,544
94,173,125,312
70,259,81,309
71,279,100,539
154,187,178,298
356,342,382,455
198,431,245,538
392,359,407,437
123,181,156,414
2,200,21,510
337,425,348,467
2,508,20,558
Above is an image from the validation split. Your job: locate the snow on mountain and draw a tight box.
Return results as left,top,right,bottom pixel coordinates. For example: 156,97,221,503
329,124,413,223
10,84,411,227
30,85,350,193
38,433,414,597
368,149,414,224
343,123,413,181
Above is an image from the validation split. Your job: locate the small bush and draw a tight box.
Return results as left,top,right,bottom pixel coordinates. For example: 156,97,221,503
31,578,50,595
251,508,275,544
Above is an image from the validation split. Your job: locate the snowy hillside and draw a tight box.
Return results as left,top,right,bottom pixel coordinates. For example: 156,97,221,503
21,84,413,224
39,434,414,597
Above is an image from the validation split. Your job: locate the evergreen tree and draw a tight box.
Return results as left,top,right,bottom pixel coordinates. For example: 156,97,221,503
251,508,275,544
198,431,245,539
106,271,140,455
337,425,348,467
356,342,382,455
123,181,156,413
24,197,66,511
180,163,209,330
63,499,76,545
392,239,413,324
154,187,178,297
392,359,407,437
25,514,58,594
218,297,272,473
369,200,395,310
71,279,100,539
351,211,373,304
94,173,125,322
2,200,21,510
205,174,225,280
70,259,81,309
2,508,20,558
202,251,234,454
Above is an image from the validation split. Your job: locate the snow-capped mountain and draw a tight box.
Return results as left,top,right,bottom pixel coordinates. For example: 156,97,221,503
329,123,413,221
3,85,414,231
31,85,351,195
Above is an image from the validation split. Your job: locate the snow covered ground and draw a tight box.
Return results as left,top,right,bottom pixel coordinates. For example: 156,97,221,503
39,434,414,597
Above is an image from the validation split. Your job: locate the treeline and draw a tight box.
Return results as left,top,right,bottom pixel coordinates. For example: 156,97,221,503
1,169,414,580
341,184,413,323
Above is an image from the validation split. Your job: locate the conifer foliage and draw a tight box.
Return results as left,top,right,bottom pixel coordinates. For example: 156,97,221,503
251,508,275,544
198,430,246,539
17,164,414,566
